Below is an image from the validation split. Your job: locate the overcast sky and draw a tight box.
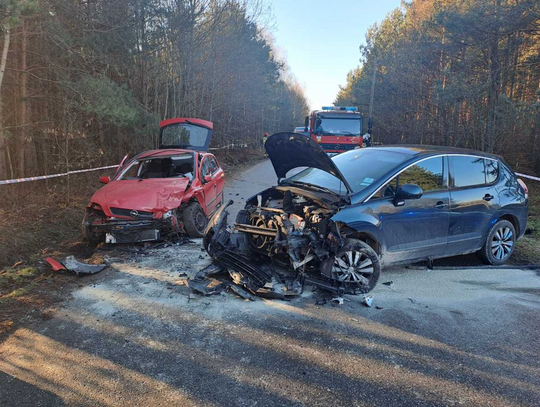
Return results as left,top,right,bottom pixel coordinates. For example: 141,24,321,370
270,0,402,110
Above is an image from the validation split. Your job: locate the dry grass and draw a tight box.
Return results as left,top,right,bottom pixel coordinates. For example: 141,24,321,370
513,180,540,264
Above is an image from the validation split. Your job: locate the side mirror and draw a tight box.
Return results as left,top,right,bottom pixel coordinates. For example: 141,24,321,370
304,116,309,128
99,176,110,184
393,184,423,206
203,174,212,183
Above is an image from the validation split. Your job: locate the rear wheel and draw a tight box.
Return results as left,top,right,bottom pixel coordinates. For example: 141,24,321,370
183,202,207,238
321,238,381,294
480,220,516,265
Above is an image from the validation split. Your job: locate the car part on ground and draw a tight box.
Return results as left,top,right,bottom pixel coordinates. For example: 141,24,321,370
45,256,107,275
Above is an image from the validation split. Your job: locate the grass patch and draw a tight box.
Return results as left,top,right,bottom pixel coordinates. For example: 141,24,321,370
0,266,42,300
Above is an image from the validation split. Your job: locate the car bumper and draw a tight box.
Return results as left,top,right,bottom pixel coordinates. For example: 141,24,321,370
86,219,163,243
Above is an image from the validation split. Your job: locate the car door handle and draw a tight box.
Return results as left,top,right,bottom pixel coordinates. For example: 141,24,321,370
434,201,448,209
483,194,494,201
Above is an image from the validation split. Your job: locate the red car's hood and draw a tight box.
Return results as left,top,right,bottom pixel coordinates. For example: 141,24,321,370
91,178,190,214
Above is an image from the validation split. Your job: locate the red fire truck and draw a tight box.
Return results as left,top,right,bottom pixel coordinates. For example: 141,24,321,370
304,106,363,153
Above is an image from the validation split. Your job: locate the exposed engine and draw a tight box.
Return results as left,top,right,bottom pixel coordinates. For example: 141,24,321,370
202,186,380,299
235,189,336,271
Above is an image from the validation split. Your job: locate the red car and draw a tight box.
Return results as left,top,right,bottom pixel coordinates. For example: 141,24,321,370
83,118,225,243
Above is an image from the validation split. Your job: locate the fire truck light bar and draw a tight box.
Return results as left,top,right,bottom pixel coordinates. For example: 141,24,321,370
322,106,358,112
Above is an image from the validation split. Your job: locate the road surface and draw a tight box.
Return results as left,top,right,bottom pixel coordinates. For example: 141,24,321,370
1,159,540,407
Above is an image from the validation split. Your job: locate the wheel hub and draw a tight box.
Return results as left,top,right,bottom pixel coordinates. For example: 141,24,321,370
491,226,514,260
332,250,373,286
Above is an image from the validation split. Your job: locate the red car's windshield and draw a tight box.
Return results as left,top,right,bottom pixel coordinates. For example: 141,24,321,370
118,154,194,180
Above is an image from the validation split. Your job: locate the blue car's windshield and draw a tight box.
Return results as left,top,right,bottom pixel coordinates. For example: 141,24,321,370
285,149,409,194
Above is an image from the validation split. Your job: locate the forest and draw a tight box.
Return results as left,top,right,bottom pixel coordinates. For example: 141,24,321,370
336,0,540,174
0,0,309,181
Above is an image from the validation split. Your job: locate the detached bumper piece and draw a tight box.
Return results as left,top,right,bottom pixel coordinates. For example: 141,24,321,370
215,250,272,292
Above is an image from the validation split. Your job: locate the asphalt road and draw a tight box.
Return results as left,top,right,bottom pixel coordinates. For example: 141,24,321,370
1,159,540,407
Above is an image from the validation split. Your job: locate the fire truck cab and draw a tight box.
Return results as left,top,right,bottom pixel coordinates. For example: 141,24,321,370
305,106,363,153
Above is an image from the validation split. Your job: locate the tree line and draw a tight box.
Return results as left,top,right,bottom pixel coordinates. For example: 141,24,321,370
0,0,309,181
336,0,540,173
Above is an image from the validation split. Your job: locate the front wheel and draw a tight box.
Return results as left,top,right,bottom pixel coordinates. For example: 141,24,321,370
480,220,516,265
321,238,381,294
183,202,208,238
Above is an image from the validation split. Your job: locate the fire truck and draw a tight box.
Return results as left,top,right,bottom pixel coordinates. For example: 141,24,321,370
304,106,363,153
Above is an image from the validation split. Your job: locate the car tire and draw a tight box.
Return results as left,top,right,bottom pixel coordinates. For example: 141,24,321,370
321,238,381,294
183,202,207,238
480,220,516,265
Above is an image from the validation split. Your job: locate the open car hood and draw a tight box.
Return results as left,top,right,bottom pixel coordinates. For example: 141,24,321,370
265,132,352,193
159,118,213,151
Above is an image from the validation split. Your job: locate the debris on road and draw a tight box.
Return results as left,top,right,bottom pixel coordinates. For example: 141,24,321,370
361,296,374,307
186,277,225,296
331,297,344,305
45,256,107,275
382,281,393,286
45,257,67,272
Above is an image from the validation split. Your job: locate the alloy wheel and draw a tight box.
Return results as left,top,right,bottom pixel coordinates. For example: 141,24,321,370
332,250,374,286
491,226,514,260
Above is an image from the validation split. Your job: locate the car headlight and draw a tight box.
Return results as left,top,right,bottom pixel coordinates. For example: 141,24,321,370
163,210,174,219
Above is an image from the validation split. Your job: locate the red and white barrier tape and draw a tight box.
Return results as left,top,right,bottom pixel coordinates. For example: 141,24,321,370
0,165,118,185
1,165,538,185
516,173,540,182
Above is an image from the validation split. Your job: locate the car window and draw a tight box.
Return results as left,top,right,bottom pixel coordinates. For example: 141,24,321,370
373,178,398,199
399,157,444,192
485,159,499,183
287,149,410,195
209,157,218,174
451,156,486,188
201,158,210,177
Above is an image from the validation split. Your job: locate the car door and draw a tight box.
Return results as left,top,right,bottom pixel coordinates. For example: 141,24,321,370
447,156,500,255
376,156,450,262
209,156,225,207
200,157,216,214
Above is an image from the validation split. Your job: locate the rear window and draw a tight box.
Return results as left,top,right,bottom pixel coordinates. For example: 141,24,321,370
161,124,210,149
485,159,499,183
450,156,498,188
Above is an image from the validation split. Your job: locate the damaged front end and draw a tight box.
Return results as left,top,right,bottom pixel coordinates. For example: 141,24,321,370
203,187,380,298
83,205,183,244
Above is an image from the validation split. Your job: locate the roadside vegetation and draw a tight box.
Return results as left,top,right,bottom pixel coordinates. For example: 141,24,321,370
514,181,540,264
337,0,540,174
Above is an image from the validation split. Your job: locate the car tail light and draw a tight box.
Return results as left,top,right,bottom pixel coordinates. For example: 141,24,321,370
517,179,528,199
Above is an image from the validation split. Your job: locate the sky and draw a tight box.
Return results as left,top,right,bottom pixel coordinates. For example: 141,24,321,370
270,0,402,111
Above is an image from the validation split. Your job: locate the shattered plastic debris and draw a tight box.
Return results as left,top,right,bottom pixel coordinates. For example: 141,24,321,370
382,281,393,286
45,257,67,272
227,284,256,301
315,298,327,306
63,256,108,275
46,256,107,275
361,296,374,307
186,278,225,296
331,297,344,305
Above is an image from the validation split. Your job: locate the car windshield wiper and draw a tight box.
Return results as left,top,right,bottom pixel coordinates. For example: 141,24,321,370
282,180,344,197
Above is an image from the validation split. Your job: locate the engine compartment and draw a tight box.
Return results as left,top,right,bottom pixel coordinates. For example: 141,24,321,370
235,187,339,271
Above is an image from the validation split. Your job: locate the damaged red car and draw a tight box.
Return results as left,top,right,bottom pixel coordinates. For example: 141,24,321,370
83,119,225,243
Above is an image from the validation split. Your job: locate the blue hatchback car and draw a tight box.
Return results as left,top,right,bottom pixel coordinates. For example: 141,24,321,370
205,133,529,294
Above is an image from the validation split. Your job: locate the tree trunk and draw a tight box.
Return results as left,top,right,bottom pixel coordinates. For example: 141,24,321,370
0,23,11,179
